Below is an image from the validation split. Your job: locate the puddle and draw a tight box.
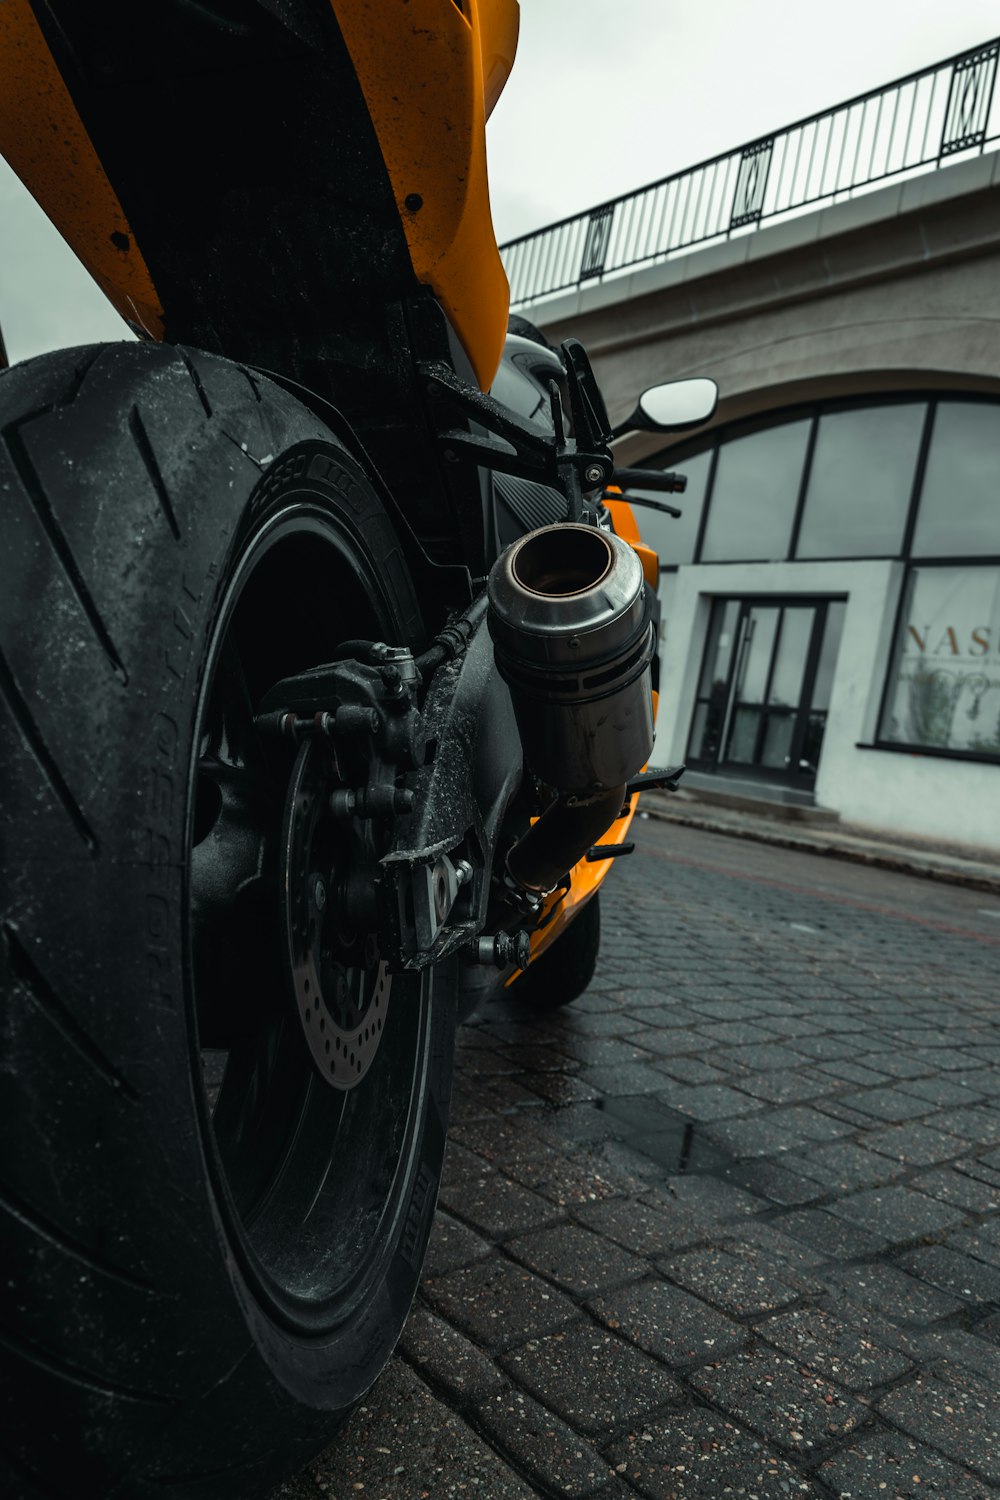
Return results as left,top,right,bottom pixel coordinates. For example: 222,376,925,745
592,1096,734,1176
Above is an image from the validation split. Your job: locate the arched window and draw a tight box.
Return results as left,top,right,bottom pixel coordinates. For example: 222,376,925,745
641,393,1000,762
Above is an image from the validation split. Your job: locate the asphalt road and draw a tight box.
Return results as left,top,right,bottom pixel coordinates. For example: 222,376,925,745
277,819,1000,1500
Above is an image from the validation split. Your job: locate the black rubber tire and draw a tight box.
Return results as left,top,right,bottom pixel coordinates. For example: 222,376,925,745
0,343,455,1500
512,893,601,1011
506,312,555,351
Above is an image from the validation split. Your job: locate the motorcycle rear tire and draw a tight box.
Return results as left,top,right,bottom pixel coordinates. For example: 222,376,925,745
512,893,601,1011
0,343,455,1500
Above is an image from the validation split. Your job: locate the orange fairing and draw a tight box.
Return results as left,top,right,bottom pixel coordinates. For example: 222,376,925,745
331,0,518,391
0,0,163,340
604,491,659,590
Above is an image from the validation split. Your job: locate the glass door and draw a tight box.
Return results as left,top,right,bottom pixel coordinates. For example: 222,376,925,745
688,598,845,787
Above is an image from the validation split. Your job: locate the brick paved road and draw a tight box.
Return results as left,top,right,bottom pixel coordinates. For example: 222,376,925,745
278,820,1000,1499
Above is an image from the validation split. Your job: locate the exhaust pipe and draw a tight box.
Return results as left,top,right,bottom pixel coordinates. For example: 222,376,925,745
487,523,654,893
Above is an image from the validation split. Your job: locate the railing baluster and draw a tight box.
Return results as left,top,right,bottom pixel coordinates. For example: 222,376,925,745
771,133,790,214
676,172,694,247
652,178,673,259
667,178,683,252
706,162,723,241
719,154,737,239
689,166,707,245
923,72,941,163
636,188,654,262
790,124,806,205
885,82,903,175
818,110,836,196
804,118,820,201
868,89,885,181
850,97,868,188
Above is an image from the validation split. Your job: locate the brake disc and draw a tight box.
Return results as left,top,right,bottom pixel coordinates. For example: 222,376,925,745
281,735,390,1089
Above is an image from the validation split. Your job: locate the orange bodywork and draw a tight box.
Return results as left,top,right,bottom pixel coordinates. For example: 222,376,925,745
509,499,660,980
1,0,516,388
331,0,518,391
604,490,660,591
0,0,164,339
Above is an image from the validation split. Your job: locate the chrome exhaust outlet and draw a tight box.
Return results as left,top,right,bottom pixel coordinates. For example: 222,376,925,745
487,523,654,892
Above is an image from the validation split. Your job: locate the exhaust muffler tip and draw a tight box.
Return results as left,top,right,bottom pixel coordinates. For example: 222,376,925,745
487,523,654,794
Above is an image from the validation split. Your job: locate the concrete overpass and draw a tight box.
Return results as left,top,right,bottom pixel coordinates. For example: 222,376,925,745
508,150,1000,467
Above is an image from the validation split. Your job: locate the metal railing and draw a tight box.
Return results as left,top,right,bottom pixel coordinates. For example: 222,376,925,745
500,38,1000,308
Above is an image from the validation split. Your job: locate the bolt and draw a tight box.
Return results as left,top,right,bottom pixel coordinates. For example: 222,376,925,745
584,464,604,485
473,929,531,969
335,704,379,736
329,788,358,819
432,859,451,921
404,192,423,213
313,876,327,911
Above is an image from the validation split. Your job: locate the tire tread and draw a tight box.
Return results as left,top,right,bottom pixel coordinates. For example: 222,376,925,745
0,1177,154,1293
3,921,138,1099
0,1324,175,1409
1,351,126,683
177,348,213,418
0,653,98,852
128,405,181,540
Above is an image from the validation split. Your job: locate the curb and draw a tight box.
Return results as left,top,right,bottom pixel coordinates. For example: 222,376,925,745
642,799,1000,897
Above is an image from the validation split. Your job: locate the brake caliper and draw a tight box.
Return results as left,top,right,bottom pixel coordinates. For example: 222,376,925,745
258,644,428,1086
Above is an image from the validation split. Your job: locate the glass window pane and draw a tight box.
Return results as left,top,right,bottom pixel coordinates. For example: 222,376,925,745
768,608,812,707
913,402,1000,558
796,404,924,558
727,706,760,762
634,448,712,567
760,714,795,770
879,565,1000,753
700,419,810,562
697,599,741,696
811,602,846,713
689,702,710,758
735,608,779,703
691,695,731,763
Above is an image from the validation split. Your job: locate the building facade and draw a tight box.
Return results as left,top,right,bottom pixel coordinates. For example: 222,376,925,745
502,42,1000,851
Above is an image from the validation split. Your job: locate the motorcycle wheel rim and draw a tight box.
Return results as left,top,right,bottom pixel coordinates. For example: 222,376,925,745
187,499,430,1336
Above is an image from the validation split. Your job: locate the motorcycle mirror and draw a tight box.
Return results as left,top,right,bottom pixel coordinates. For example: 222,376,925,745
613,377,717,438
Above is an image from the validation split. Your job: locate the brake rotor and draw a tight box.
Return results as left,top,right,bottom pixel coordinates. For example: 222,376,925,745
281,736,390,1089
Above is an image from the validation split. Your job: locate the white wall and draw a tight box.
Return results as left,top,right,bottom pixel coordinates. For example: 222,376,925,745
654,560,1000,852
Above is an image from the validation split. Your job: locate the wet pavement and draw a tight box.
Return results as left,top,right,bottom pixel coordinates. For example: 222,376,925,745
276,819,1000,1499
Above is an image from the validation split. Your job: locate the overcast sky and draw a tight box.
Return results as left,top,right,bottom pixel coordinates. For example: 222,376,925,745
1,0,998,364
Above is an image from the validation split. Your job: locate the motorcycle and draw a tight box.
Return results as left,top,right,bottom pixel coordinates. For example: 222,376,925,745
0,3,716,1495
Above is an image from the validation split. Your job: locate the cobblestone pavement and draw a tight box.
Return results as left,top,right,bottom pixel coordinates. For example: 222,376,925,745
277,820,1000,1499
